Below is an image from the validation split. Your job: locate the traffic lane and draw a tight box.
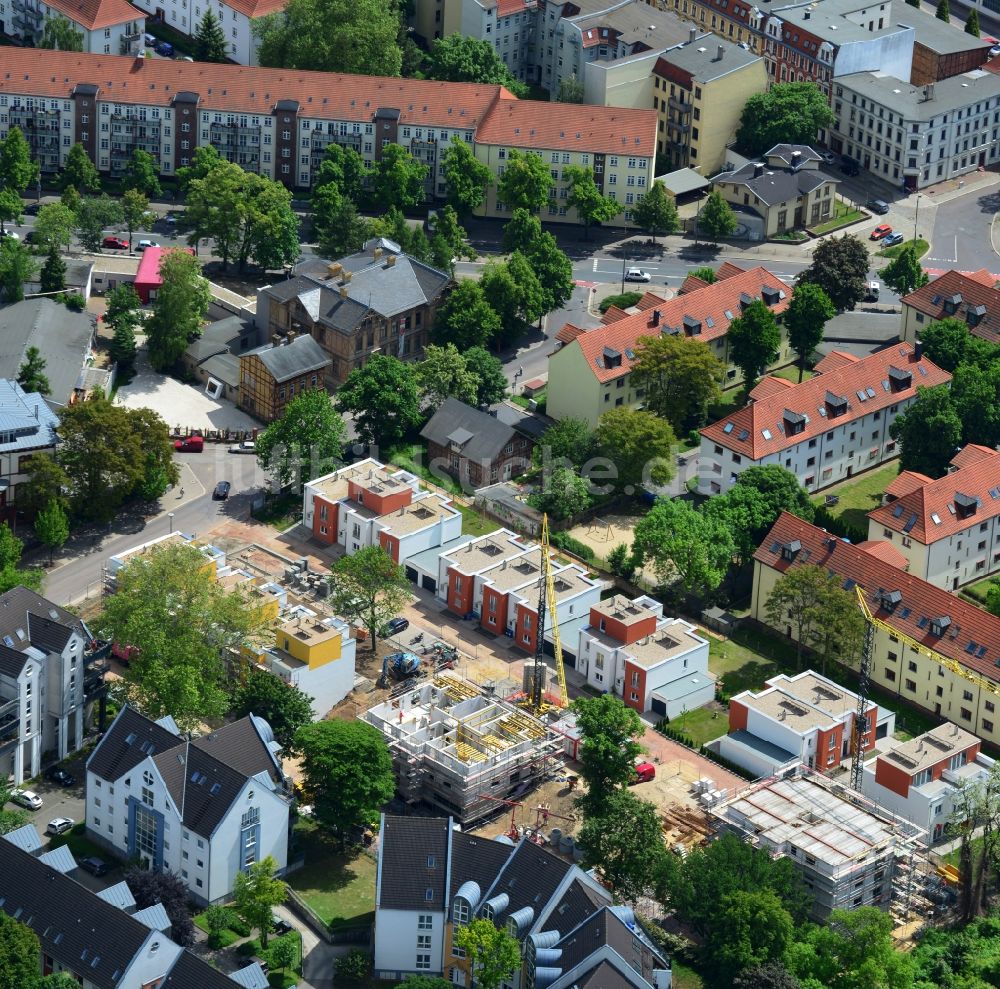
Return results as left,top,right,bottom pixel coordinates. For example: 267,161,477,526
926,186,1000,272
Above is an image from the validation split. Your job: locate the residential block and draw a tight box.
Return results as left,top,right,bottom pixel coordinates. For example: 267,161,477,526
4,0,144,56
900,267,1000,345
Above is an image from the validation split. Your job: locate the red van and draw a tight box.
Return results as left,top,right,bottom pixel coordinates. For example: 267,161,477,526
174,435,204,452
632,762,656,784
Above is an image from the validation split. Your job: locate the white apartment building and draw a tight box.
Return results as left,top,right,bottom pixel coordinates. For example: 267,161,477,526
862,722,993,843
86,707,291,904
867,444,1000,591
698,345,951,496
833,69,1000,191
575,594,714,717
4,0,144,55
718,670,895,778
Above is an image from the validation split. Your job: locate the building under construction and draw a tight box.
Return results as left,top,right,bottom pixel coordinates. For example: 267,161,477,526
709,769,928,922
362,673,561,825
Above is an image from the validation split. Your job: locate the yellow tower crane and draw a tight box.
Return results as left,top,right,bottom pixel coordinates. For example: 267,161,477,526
528,514,569,710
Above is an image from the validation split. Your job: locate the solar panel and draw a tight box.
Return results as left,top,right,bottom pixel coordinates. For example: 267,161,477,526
903,513,918,532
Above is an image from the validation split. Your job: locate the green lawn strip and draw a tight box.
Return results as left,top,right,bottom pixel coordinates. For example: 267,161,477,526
672,962,706,989
47,822,120,864
810,464,900,534
771,365,814,383
387,443,464,496
810,202,865,236
287,824,376,930
664,705,729,747
878,238,929,259
707,632,781,697
962,576,996,605
251,491,303,531
456,503,500,538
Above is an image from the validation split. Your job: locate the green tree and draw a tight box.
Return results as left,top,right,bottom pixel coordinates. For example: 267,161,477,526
33,203,76,253
35,499,69,564
17,454,70,516
124,869,197,945
799,234,870,311
632,497,735,596
528,466,591,520
936,0,950,21
432,281,502,350
442,136,493,217
60,185,80,214
784,282,835,381
0,239,36,303
18,347,49,397
314,143,369,204
233,856,287,949
689,265,717,284
572,694,644,817
417,343,479,407
732,464,815,523
465,347,507,406
966,7,980,34
204,905,236,948
496,149,553,214
889,384,963,478
764,563,843,669
501,207,541,254
231,667,314,753
0,522,42,595
919,316,996,372
120,188,155,253
430,206,473,265
630,333,723,433
336,949,372,984
39,12,84,49
736,82,836,156
881,243,929,297
327,545,411,653
75,195,124,253
59,143,100,193
255,0,402,75
269,936,297,982
0,910,46,989
632,180,680,240
578,789,665,902
194,7,229,61
426,34,525,94
557,73,585,103
314,194,370,259
537,418,595,469
256,388,347,490
57,392,178,521
370,144,428,212
607,543,637,582
176,144,223,194
522,230,573,316
101,542,267,727
564,164,621,237
698,188,737,242
701,483,773,569
335,355,422,448
480,252,545,346
295,718,395,844
396,978,453,989
952,360,1000,449
708,890,795,989
453,919,521,989
807,580,866,677
0,784,28,837
727,298,782,391
0,188,23,238
732,962,802,989
120,149,161,198
145,250,211,370
0,127,40,196
106,283,142,372
39,243,66,295
594,408,675,492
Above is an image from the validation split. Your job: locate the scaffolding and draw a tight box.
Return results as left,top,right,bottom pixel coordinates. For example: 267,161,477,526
362,673,561,824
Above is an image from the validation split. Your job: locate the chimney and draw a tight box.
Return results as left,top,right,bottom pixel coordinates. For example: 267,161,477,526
374,246,383,261
327,262,343,279
804,8,810,16
754,162,765,177
387,254,397,267
271,334,281,346
339,285,349,299
651,309,661,326
689,26,697,43
716,44,724,60
914,337,923,360
287,330,297,343
343,270,353,283
791,150,801,169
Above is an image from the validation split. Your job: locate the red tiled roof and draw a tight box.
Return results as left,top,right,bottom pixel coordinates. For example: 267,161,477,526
600,306,630,324
497,0,537,14
951,443,997,470
884,470,933,499
701,343,951,460
45,0,142,30
556,323,587,345
755,512,1000,683
474,99,656,155
0,50,513,125
902,269,1000,345
748,376,794,401
868,444,1000,544
714,261,747,281
856,540,909,569
680,274,710,293
226,0,287,16
813,350,860,374
560,265,792,384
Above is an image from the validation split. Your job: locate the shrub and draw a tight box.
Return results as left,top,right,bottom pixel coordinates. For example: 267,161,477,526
813,504,866,544
336,949,370,984
550,531,595,561
598,290,643,314
687,429,701,447
230,917,252,937
57,292,86,311
698,744,756,780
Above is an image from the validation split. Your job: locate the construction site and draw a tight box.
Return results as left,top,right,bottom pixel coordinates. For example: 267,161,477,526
362,672,565,826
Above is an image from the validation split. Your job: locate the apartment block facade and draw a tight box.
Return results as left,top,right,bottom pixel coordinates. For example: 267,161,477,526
698,344,950,496
867,444,1000,590
0,50,656,218
754,512,1000,749
900,267,1000,345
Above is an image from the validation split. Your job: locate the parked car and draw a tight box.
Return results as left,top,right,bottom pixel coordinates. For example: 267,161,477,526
624,267,651,282
630,762,656,784
385,616,409,636
0,230,19,240
883,232,905,247
991,43,1000,57
868,199,890,215
818,150,836,165
137,239,158,251
102,236,128,250
229,440,255,454
841,157,860,176
864,280,881,301
23,202,41,216
45,767,76,788
213,481,231,500
155,41,173,56
46,817,75,836
11,789,42,810
144,32,157,45
174,435,204,453
78,856,110,877
870,224,893,241
271,914,293,936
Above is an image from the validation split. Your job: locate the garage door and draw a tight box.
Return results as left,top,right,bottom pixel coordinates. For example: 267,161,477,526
422,575,437,593
405,566,417,583
651,698,666,717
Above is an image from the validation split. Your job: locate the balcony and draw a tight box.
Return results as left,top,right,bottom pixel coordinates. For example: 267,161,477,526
0,700,19,753
85,639,112,664
83,664,108,700
668,96,692,113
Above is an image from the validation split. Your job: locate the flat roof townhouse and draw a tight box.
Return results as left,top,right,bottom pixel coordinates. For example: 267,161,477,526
698,343,951,496
256,242,451,386
0,586,110,787
0,50,656,217
862,722,993,842
86,707,291,904
715,670,895,778
900,267,1000,345
547,263,794,428
302,458,463,572
867,443,1000,591
576,594,715,717
754,512,1000,748
3,0,144,56
0,828,260,989
373,814,671,987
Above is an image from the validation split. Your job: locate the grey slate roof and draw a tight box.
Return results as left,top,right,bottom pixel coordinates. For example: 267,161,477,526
379,816,451,911
0,586,86,641
0,642,30,677
659,32,762,81
87,706,181,782
713,159,835,207
837,69,1000,121
192,715,283,781
480,838,576,921
185,316,251,364
242,334,331,383
494,401,551,442
0,299,95,409
765,144,822,165
448,830,516,903
893,4,991,54
421,398,520,463
574,961,641,989
160,950,245,989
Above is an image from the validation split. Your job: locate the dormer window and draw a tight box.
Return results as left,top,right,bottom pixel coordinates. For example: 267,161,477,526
930,616,951,637
783,409,806,436
780,540,801,561
825,391,848,417
880,589,902,613
761,285,780,306
888,365,912,392
954,492,978,520
603,347,623,368
650,309,661,327
739,291,753,310
453,898,471,925
943,293,962,315
683,314,701,335
967,304,987,327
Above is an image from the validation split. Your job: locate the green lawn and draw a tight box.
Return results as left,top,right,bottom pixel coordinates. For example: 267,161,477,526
287,825,376,930
810,201,865,236
251,491,303,531
772,365,814,383
878,237,929,259
672,962,705,989
962,575,997,605
666,705,728,747
48,822,120,865
387,443,464,496
811,464,900,534
707,630,782,696
456,503,499,538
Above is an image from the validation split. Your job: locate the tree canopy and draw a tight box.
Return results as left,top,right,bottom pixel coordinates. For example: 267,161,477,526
370,144,428,212
784,283,835,381
233,856,287,948
496,150,553,214
39,13,84,50
632,181,680,239
120,149,162,198
699,189,737,242
919,317,997,373
889,384,963,478
564,164,621,236
881,243,928,297
417,343,479,407
727,298,782,390
736,83,835,156
572,693,644,817
426,35,525,95
433,281,502,350
194,8,230,61
442,137,493,217
594,408,676,492
231,668,314,753
799,235,870,311
335,355,422,448
145,251,211,370
59,143,100,193
327,545,411,654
